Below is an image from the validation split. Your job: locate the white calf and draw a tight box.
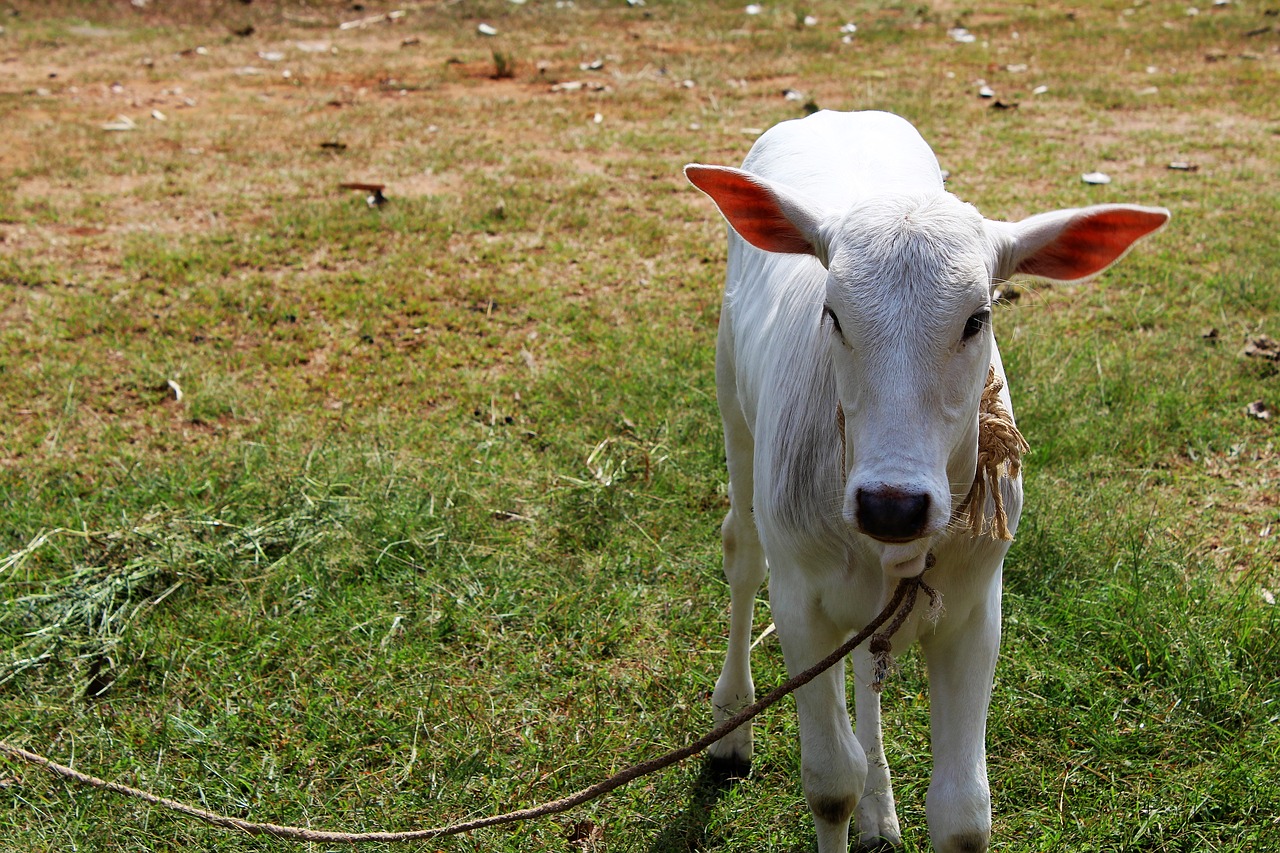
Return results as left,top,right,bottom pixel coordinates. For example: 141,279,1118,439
685,110,1168,853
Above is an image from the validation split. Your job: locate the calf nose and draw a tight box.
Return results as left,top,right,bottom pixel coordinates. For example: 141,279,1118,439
856,488,931,542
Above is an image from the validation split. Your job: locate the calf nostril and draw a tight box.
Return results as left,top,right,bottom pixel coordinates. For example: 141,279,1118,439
856,488,931,542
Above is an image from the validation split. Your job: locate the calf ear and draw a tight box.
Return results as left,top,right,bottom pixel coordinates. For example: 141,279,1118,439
684,164,834,265
989,204,1170,283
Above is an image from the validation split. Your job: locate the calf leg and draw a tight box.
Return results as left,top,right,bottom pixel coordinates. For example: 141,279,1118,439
706,403,766,772
706,502,765,772
773,580,868,853
919,583,1001,853
852,646,902,850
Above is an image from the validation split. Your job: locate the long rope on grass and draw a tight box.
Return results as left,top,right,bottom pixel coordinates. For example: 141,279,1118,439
1,577,931,844
1,364,1026,843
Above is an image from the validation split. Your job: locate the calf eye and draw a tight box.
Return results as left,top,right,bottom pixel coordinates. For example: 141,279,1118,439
822,304,843,337
963,310,990,341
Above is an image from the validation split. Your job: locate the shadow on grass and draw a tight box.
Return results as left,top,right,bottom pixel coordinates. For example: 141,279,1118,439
645,759,743,853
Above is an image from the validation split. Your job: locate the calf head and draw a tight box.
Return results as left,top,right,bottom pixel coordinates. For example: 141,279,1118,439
685,165,1168,575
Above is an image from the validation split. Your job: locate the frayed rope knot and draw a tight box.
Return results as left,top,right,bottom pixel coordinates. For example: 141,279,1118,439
836,364,1028,543
870,575,941,692
956,366,1029,541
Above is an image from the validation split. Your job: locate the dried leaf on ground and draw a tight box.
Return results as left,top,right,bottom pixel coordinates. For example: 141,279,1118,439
101,114,136,131
567,819,605,849
1242,334,1279,361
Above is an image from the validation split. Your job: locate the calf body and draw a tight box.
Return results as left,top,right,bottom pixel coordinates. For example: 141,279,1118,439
685,110,1168,852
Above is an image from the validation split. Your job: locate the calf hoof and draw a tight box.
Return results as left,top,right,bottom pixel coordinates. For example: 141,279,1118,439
704,752,751,783
855,839,902,853
939,831,988,853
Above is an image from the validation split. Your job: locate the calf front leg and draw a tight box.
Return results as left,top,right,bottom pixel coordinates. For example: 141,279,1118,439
919,580,1002,853
707,332,766,774
853,645,902,850
773,579,868,853
707,500,766,773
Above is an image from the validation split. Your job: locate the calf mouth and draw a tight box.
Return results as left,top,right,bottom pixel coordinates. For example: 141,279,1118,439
878,540,933,578
864,532,921,545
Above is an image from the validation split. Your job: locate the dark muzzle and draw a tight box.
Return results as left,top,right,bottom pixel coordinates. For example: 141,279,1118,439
856,487,931,542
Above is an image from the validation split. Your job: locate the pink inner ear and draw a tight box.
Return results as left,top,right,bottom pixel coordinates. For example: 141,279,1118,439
1018,207,1169,281
686,167,815,256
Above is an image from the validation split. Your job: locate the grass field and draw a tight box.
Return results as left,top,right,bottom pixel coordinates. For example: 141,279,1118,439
1,0,1277,850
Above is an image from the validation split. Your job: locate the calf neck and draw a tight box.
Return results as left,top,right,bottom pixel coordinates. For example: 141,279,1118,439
685,110,1168,852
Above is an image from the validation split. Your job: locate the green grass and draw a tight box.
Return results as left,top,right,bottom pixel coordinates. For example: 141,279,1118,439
2,1,1278,850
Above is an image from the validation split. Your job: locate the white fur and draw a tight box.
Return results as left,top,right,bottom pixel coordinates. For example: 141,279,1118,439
685,110,1168,853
